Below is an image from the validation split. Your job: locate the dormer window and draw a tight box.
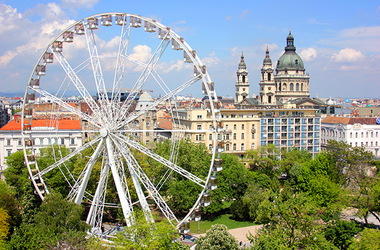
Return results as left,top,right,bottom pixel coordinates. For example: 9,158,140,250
295,59,298,64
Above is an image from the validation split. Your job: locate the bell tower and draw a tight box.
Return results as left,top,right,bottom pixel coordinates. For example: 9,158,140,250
259,46,276,105
235,52,249,104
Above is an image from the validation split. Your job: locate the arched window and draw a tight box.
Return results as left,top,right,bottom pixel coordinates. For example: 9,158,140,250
283,83,287,91
267,73,271,81
301,83,303,91
296,83,299,91
242,75,246,83
290,83,294,91
268,96,272,104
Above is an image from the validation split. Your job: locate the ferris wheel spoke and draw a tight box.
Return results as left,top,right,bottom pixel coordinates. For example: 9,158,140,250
111,19,131,103
84,23,110,120
115,134,206,187
106,137,134,227
30,87,101,128
116,38,171,121
86,156,110,231
72,139,105,204
112,137,154,223
36,136,102,178
115,74,202,130
112,135,178,225
49,48,105,124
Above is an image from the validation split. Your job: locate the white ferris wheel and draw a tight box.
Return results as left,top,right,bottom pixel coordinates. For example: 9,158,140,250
21,13,223,235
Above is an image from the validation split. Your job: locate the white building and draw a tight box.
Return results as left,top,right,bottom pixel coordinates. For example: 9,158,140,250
321,116,380,156
0,117,83,174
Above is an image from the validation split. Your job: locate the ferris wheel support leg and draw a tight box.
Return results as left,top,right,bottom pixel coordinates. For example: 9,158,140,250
86,160,109,230
74,139,104,204
113,139,154,223
106,137,133,227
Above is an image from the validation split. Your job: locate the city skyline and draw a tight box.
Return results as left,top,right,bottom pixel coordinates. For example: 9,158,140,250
1,0,380,99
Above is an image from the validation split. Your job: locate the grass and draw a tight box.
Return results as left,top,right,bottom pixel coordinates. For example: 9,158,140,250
189,214,256,234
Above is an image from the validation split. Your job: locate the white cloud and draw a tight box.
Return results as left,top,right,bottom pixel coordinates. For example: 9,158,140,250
238,9,249,18
0,50,17,66
260,43,278,52
331,48,366,62
340,65,360,71
201,51,220,67
0,4,23,35
300,48,317,62
341,26,380,38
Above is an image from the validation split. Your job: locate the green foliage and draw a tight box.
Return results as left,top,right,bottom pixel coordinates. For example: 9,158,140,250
249,193,336,249
230,199,250,221
325,220,363,250
348,228,380,250
114,210,187,249
0,192,21,240
7,223,43,250
0,208,9,248
3,150,28,198
204,153,252,215
37,145,77,197
195,224,239,250
279,148,312,176
20,180,42,224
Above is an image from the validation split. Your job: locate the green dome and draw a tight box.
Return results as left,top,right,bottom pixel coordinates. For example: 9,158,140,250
277,51,304,70
276,30,305,71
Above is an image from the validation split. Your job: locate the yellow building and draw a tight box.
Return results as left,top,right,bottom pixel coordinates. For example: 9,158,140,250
178,107,321,157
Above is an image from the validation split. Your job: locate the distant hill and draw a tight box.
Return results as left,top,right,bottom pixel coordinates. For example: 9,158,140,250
0,92,25,98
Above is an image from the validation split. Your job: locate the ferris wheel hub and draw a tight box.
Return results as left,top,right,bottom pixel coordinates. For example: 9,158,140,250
100,128,108,138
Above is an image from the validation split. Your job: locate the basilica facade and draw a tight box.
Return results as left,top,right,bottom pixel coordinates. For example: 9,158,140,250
235,30,310,107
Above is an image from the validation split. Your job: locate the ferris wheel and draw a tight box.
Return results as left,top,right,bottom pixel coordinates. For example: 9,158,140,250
21,13,223,235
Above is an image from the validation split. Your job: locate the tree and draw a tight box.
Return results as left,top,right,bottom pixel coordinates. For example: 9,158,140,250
0,192,22,240
20,180,42,224
3,150,28,198
325,220,363,250
248,193,336,249
195,224,239,250
349,228,380,250
0,208,9,248
114,210,188,249
279,148,312,177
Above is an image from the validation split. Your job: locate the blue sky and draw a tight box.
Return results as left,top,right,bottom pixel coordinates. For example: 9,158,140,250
1,0,380,99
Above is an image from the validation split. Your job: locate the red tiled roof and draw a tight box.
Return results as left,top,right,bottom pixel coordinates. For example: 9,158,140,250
0,119,81,131
322,116,377,125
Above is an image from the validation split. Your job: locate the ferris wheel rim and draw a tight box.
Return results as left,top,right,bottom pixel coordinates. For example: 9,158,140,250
21,12,220,231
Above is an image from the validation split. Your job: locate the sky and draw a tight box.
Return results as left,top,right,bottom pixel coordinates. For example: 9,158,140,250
1,0,380,99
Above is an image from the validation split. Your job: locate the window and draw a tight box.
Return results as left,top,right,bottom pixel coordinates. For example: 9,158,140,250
40,139,43,145
48,138,51,145
241,143,245,151
146,122,150,127
296,83,299,91
18,140,22,146
241,133,245,139
233,133,237,140
251,143,255,149
231,114,236,118
350,132,352,138
197,115,202,119
226,125,229,131
355,142,358,147
196,135,199,141
7,150,12,157
226,134,230,140
233,143,236,150
146,132,150,136
356,132,358,138
209,134,212,140
242,124,245,130
290,83,294,91
252,124,255,129
361,132,364,138
209,144,212,150
226,144,230,151
251,133,255,139
61,138,65,145
6,139,11,146
234,124,237,130
197,125,202,130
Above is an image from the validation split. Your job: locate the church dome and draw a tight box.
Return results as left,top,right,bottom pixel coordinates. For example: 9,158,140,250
139,91,153,102
276,30,305,71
